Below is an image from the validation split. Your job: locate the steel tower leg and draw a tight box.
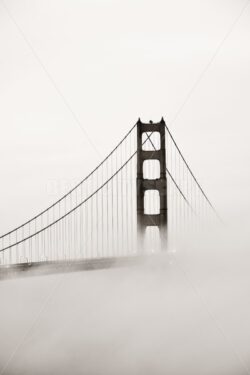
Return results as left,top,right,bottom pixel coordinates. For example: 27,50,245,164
136,118,168,251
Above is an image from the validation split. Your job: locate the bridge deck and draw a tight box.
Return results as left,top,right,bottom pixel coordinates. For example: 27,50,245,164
0,255,145,280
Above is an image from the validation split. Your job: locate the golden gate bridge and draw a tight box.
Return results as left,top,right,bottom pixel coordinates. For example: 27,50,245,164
0,118,218,275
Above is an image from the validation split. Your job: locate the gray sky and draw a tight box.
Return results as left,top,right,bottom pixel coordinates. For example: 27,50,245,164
0,0,249,233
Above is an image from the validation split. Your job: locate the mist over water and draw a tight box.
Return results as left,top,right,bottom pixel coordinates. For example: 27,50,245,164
0,221,250,375
0,1,249,372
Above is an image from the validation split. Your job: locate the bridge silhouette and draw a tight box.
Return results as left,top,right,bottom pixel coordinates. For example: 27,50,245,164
0,118,218,275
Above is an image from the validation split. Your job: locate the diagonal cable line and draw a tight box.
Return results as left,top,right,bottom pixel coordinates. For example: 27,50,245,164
0,152,136,251
0,0,101,156
0,1,248,372
169,0,250,128
164,124,222,221
139,118,219,221
0,231,99,375
0,123,137,240
0,131,153,252
161,0,250,225
144,132,194,212
142,136,250,375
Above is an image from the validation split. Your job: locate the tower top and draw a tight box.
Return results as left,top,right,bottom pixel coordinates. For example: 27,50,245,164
137,117,165,125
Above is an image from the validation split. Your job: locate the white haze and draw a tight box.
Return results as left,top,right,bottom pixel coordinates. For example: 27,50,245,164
0,0,250,231
0,0,250,374
1,223,250,375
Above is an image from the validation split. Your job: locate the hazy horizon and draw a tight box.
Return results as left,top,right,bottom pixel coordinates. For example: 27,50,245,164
0,1,250,374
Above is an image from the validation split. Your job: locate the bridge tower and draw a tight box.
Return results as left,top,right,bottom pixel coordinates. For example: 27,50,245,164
137,118,167,250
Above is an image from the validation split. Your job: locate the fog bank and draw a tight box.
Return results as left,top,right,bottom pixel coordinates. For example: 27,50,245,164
0,225,250,375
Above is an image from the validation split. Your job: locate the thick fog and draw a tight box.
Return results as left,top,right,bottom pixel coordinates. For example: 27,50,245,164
0,0,250,374
1,223,250,374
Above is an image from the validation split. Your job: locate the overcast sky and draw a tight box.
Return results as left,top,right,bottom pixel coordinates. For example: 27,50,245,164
0,0,249,234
